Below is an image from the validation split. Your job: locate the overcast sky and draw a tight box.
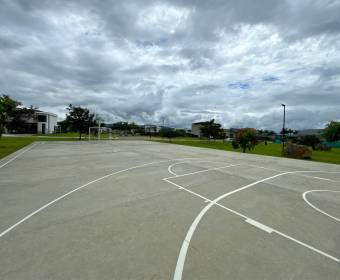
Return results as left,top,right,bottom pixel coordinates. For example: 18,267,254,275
1,0,340,130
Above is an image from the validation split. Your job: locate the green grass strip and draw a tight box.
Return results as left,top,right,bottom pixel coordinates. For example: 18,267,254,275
153,139,340,165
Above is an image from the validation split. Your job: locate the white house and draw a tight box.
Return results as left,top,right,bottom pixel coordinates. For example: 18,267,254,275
18,110,58,134
224,128,239,140
35,111,58,134
191,122,206,137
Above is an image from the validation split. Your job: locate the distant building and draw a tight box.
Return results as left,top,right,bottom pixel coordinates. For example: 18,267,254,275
256,130,278,141
191,122,206,137
20,110,58,134
143,124,162,134
224,128,239,139
175,128,191,134
295,129,324,137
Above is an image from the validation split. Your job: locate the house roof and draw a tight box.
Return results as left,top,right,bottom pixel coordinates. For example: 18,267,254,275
192,121,208,125
295,129,324,137
36,111,58,117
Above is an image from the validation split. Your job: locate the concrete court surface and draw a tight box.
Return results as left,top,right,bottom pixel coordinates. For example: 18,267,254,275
0,140,339,280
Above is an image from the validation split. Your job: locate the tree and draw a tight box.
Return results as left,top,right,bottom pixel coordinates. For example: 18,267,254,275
280,128,289,135
0,95,35,137
173,129,187,137
200,119,223,140
236,128,257,152
323,121,340,142
159,127,177,141
112,122,140,134
297,135,320,150
112,122,129,131
0,95,18,137
231,140,239,149
64,104,96,140
287,129,293,137
128,122,140,135
7,106,35,133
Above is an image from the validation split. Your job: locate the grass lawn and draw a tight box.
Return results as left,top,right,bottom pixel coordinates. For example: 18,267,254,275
154,138,340,165
1,135,339,165
0,131,121,160
0,135,82,160
0,137,36,159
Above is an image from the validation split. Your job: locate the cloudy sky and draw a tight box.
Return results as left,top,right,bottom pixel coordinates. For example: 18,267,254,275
1,0,340,130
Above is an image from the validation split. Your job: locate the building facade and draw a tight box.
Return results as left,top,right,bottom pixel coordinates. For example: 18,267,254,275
142,125,169,134
223,128,239,140
36,111,58,134
191,122,206,137
11,110,58,134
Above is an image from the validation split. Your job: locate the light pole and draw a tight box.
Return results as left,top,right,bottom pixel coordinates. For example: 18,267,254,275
281,104,286,154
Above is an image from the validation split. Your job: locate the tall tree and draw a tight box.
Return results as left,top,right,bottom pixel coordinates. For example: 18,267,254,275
159,127,178,142
7,106,35,133
0,95,34,137
64,104,96,140
323,121,340,142
200,119,223,140
297,135,320,150
0,95,18,137
236,128,257,152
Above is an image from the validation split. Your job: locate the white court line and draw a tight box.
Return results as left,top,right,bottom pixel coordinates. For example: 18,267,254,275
0,157,199,238
169,168,340,280
167,162,179,176
299,175,340,183
165,177,340,265
0,142,39,169
273,231,339,263
312,176,334,181
164,164,241,180
172,171,289,280
167,160,237,177
243,163,284,173
303,190,340,222
245,218,273,233
163,179,212,203
244,163,340,183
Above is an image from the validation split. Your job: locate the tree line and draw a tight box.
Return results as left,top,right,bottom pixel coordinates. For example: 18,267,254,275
1,95,340,145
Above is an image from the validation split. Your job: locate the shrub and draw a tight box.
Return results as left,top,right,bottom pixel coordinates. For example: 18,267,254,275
284,143,312,159
297,135,320,150
236,128,257,152
159,127,178,141
231,140,239,149
323,121,340,142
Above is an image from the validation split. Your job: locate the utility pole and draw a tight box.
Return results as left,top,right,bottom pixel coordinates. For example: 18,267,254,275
98,120,101,140
281,104,286,155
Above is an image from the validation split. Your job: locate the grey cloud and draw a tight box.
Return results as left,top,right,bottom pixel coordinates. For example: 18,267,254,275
1,0,339,129
0,34,24,50
313,66,340,79
98,89,165,122
171,0,340,40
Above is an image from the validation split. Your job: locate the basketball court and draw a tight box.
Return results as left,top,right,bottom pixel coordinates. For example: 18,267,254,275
0,140,339,279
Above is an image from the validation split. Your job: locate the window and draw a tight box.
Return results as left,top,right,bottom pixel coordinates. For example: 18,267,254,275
37,115,47,122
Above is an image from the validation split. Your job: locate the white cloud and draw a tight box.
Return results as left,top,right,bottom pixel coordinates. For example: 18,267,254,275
0,0,339,130
137,3,191,34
